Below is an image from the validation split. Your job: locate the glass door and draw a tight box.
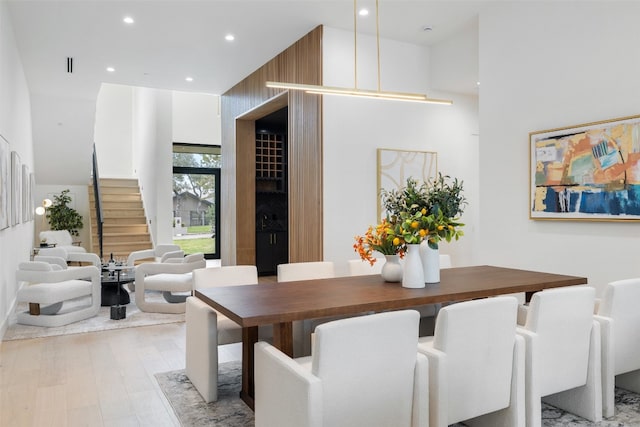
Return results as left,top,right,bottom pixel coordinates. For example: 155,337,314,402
172,144,221,259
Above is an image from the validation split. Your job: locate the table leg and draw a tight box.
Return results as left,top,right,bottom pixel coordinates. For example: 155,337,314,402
272,321,294,357
240,326,258,410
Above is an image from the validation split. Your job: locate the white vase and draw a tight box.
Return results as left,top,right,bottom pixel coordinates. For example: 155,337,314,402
402,244,425,288
419,239,440,284
381,254,403,282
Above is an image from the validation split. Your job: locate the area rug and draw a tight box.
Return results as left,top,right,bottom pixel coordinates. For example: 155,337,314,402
155,361,254,426
156,362,640,427
2,290,184,341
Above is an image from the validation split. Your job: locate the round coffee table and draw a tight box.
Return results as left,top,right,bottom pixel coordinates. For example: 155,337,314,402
101,266,134,307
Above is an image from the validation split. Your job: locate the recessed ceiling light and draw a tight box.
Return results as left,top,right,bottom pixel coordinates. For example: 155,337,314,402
225,34,235,41
359,8,369,16
106,67,115,72
423,25,433,32
123,16,134,24
185,77,194,82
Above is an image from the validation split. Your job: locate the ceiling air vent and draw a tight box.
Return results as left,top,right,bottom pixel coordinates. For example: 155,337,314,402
67,57,73,73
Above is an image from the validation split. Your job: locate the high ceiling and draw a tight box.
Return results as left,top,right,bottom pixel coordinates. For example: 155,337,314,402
6,0,489,185
7,0,490,99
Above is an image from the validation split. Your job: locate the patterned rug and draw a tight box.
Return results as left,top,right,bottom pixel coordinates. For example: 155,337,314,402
155,361,254,426
2,290,184,341
156,361,640,426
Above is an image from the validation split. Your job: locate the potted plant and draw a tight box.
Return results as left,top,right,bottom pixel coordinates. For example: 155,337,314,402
380,173,466,285
47,189,83,236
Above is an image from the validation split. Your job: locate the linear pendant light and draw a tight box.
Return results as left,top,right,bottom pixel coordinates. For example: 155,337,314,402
266,0,452,105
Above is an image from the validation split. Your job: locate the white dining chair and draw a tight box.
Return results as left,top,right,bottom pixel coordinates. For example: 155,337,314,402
517,286,601,427
347,258,384,276
255,310,428,427
187,265,273,403
418,296,524,427
594,277,640,418
277,261,335,356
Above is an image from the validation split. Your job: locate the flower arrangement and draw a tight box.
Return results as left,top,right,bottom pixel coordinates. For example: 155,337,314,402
353,218,405,265
389,207,464,249
354,173,466,264
381,173,466,249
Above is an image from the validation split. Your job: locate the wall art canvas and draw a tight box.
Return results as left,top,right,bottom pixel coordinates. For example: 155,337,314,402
530,114,640,221
0,135,9,230
29,172,35,222
11,151,21,226
22,164,30,223
377,148,437,219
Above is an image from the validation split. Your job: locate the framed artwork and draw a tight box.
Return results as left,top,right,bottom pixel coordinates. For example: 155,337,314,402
377,148,437,219
11,151,21,226
0,134,9,230
29,172,35,222
530,114,640,221
21,164,29,223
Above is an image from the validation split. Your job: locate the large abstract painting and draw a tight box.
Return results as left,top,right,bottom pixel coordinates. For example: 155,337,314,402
530,115,640,221
377,148,437,219
0,134,9,230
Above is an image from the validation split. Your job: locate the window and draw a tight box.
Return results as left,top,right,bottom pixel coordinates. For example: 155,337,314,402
172,143,221,259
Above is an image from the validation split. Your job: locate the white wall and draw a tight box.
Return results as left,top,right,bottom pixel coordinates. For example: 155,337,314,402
0,1,34,337
479,2,640,295
172,91,220,145
132,87,174,246
322,27,479,277
94,84,134,178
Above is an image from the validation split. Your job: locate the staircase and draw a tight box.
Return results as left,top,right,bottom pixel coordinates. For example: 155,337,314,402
88,178,152,260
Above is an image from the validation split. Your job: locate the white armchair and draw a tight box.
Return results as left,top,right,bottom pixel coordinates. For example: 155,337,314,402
186,265,265,402
255,310,428,427
134,253,205,313
517,286,601,426
36,246,101,267
126,244,183,266
418,296,524,427
594,277,640,418
15,261,101,327
39,230,85,253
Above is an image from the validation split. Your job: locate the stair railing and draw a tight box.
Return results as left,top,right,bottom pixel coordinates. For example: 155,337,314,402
92,144,104,259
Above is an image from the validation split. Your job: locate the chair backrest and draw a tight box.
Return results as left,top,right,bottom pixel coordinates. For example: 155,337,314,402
523,286,595,396
277,261,335,282
40,230,73,247
33,255,68,270
193,265,258,290
37,247,68,260
433,296,518,422
183,253,205,264
347,259,383,276
312,310,420,427
598,278,640,375
439,254,452,269
155,244,181,256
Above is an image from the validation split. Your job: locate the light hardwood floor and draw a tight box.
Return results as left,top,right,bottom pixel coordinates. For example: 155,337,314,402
0,323,242,426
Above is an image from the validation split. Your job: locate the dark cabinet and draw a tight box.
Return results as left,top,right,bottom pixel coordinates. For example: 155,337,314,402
256,231,288,275
255,109,288,276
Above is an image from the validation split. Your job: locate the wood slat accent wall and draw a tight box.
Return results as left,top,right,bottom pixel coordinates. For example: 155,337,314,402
221,26,323,266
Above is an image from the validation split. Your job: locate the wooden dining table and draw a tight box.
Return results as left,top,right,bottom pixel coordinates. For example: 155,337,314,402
194,264,587,409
